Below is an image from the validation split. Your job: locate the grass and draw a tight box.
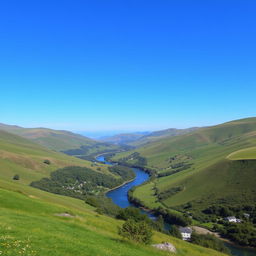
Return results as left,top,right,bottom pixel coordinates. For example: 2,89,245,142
227,146,256,160
0,185,227,256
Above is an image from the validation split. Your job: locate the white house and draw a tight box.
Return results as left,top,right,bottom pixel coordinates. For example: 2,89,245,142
225,216,241,223
179,227,192,241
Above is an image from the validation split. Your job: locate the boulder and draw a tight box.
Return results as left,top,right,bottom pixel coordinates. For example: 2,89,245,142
152,242,176,253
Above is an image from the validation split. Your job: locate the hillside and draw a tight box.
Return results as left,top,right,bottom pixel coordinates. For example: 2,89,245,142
100,132,149,145
0,130,226,256
112,118,256,214
0,123,125,158
0,129,112,185
129,127,199,147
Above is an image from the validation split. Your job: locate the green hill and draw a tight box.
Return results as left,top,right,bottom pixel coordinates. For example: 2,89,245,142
112,117,256,213
129,127,199,147
0,129,112,185
100,132,149,145
0,128,225,255
0,123,126,158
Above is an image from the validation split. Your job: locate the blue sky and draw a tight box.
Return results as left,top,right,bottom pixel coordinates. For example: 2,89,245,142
0,1,255,133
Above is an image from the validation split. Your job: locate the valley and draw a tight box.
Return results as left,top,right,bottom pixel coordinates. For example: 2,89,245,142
0,118,256,256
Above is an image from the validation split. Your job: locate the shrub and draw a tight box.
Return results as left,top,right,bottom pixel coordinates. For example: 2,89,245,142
118,219,152,244
169,225,182,239
13,174,20,180
43,159,51,165
191,233,230,254
116,207,148,222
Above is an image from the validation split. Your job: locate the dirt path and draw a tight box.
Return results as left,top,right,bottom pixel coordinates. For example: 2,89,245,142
192,226,220,238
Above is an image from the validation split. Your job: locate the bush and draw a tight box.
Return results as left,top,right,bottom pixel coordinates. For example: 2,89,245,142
43,159,51,165
118,219,152,244
116,207,148,222
13,174,20,180
169,225,182,239
191,233,230,254
85,196,120,217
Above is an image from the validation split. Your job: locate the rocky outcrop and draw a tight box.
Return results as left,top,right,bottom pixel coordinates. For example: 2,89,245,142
152,242,176,253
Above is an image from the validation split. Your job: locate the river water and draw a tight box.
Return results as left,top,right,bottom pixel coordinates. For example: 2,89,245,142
96,155,256,256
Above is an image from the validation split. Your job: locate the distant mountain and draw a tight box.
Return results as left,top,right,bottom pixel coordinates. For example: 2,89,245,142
129,127,200,147
100,128,200,146
0,123,96,151
100,132,150,145
0,123,128,158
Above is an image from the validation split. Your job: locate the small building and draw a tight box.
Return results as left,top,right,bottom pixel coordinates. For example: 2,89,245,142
179,227,192,241
225,216,241,223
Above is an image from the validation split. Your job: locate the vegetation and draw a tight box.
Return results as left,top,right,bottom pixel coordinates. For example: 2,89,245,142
85,195,120,217
30,166,126,199
118,219,153,244
12,174,20,180
220,223,256,247
43,159,51,165
190,233,230,254
169,225,182,239
117,207,149,222
108,165,135,181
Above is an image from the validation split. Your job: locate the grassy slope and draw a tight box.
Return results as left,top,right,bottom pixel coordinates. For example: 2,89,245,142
0,130,111,185
0,123,96,151
227,146,256,160
0,123,123,155
113,117,256,209
0,133,226,255
129,127,199,147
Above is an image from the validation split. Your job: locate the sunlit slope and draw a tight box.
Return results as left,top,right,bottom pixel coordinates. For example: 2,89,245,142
0,130,109,185
0,123,96,151
227,146,256,160
0,184,227,256
113,117,256,210
129,127,199,147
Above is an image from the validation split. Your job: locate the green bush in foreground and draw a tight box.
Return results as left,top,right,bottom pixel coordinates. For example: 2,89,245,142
118,219,152,244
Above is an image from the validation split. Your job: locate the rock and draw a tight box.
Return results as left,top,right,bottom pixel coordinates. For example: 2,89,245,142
54,212,75,218
152,242,176,253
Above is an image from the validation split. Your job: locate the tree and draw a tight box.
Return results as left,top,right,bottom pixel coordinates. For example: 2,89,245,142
13,174,20,180
169,225,182,239
118,219,152,244
116,207,148,222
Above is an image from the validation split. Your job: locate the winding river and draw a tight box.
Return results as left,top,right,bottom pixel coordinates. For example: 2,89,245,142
96,155,256,256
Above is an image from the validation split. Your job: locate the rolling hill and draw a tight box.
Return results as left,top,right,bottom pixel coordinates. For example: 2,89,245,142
112,117,256,214
0,126,225,256
0,129,113,185
0,123,126,158
128,127,199,147
100,132,150,145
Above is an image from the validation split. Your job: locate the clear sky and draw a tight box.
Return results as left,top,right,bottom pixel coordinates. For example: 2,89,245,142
0,1,255,133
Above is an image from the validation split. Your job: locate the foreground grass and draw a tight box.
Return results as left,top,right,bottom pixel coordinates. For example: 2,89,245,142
0,183,227,256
